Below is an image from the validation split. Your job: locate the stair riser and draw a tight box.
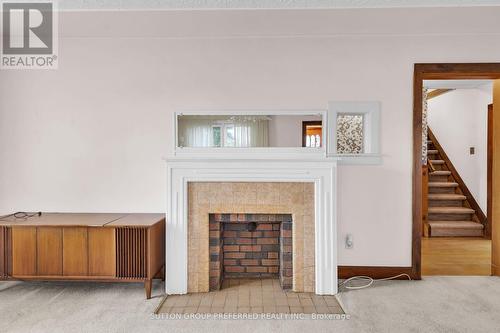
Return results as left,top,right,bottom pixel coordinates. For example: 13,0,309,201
430,228,483,237
429,187,457,194
428,200,463,207
429,213,473,221
429,175,449,182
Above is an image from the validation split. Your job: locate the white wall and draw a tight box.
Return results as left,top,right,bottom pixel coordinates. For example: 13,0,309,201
428,88,492,212
2,8,500,267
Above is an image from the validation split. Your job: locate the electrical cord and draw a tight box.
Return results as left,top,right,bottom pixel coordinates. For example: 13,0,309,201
341,273,412,290
0,211,42,221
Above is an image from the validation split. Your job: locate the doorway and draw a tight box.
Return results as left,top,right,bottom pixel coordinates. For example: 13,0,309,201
412,64,500,279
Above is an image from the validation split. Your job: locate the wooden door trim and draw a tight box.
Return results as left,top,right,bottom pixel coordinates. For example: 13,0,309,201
413,63,500,279
487,104,494,238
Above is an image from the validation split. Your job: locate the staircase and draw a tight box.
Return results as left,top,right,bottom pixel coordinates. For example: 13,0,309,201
426,136,485,237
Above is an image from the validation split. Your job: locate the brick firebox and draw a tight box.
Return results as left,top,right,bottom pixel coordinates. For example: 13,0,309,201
209,214,293,291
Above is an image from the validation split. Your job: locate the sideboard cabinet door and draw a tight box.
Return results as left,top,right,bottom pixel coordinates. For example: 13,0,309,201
37,227,63,275
88,228,116,277
12,227,37,276
63,227,88,276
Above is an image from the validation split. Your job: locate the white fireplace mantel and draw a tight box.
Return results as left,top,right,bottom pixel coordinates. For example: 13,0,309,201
166,158,338,295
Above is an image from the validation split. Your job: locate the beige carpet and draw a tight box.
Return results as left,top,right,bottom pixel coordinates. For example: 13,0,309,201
156,278,344,314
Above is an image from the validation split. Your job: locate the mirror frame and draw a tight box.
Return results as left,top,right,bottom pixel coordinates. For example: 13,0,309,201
172,110,328,159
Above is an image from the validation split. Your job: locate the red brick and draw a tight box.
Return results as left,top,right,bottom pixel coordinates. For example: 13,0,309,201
272,224,280,230
223,231,237,238
282,245,292,252
239,231,252,238
223,259,237,266
230,214,238,221
281,230,292,237
209,231,220,238
264,231,280,237
209,270,219,277
268,252,279,259
252,231,263,237
225,266,245,273
240,259,259,266
246,266,268,273
238,214,246,221
240,245,261,252
224,252,246,259
262,259,279,266
236,238,252,244
209,246,220,254
209,223,220,231
210,262,220,270
257,238,278,245
223,245,239,252
268,266,279,273
256,224,273,231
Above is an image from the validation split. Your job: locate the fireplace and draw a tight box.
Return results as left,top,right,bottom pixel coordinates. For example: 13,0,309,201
209,213,293,291
166,159,337,295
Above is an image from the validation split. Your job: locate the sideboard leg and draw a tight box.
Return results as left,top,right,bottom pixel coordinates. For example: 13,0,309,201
145,279,152,299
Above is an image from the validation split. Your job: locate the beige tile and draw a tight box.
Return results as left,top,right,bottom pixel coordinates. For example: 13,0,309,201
299,298,314,307
197,306,212,314
199,294,214,307
275,296,288,306
237,306,251,313
262,297,275,306
210,306,224,313
170,306,185,314
223,305,238,313
257,191,280,205
184,306,199,314
311,296,328,308
164,296,180,307
302,306,316,314
187,295,202,307
289,306,303,314
328,306,344,314
287,297,301,307
263,306,277,313
276,306,290,313
250,306,264,313
173,296,190,307
212,294,226,307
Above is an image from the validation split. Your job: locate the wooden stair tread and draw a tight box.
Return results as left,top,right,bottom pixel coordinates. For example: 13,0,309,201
427,150,438,154
428,207,475,214
428,182,459,187
428,194,466,201
429,170,451,176
428,221,484,229
429,160,445,164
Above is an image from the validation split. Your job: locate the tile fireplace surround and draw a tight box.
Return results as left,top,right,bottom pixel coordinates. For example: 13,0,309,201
188,183,314,293
166,159,337,295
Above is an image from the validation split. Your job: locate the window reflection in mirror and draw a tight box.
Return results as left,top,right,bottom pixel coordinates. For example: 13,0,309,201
177,114,323,148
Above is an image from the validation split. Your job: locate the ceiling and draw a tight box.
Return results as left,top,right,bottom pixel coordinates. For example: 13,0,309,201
58,0,500,10
424,80,493,89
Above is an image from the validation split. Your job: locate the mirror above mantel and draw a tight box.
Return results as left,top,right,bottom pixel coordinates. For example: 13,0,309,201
176,113,324,149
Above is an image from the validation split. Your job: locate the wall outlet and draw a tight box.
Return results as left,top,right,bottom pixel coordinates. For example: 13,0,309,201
345,234,354,249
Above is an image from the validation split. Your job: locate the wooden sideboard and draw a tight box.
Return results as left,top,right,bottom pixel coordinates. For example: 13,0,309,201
0,213,165,299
